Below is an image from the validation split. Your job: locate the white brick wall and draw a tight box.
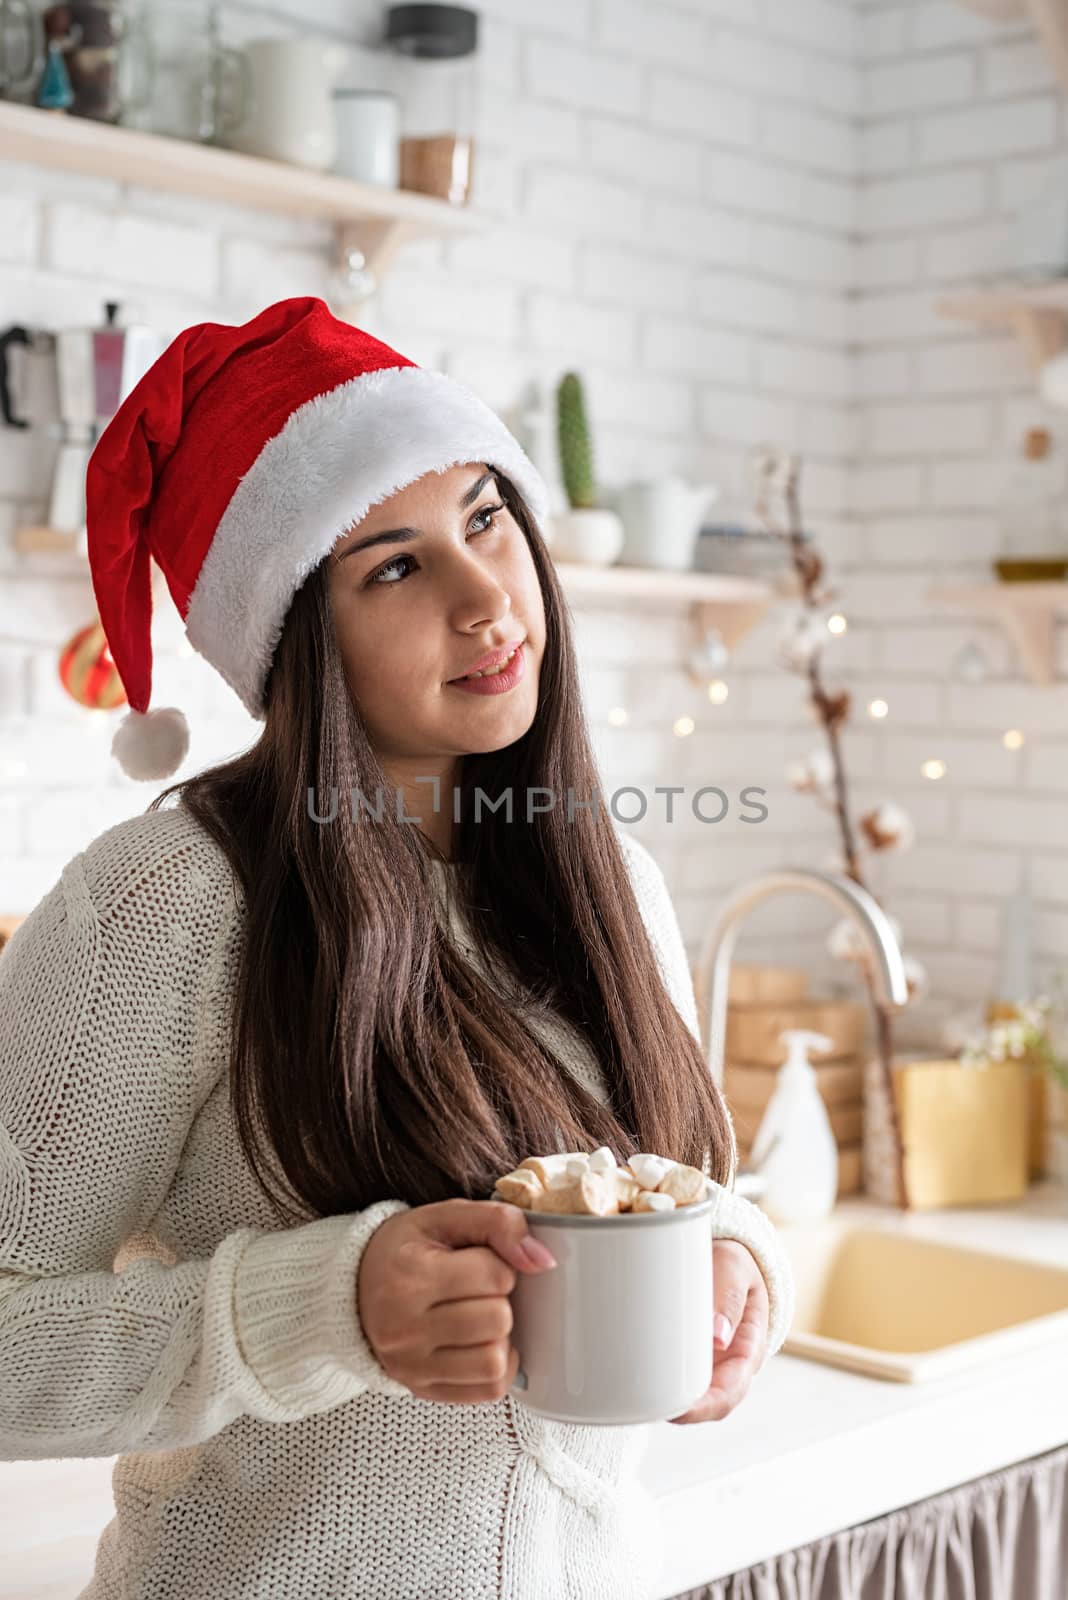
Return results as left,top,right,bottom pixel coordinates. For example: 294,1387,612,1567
2,0,1067,1058
851,0,1068,1034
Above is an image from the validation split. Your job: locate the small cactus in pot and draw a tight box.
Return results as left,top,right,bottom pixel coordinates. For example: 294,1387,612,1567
548,372,623,565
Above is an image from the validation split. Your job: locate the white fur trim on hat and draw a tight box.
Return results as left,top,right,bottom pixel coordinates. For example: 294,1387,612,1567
183,366,550,720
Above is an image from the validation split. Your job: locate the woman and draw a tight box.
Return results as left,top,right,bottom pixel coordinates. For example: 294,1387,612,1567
0,298,794,1599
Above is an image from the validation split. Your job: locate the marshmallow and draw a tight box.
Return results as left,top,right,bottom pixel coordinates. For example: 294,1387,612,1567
496,1148,707,1216
493,1170,542,1209
531,1181,583,1214
656,1163,709,1207
576,1170,619,1216
518,1154,572,1189
530,1169,619,1216
628,1153,671,1191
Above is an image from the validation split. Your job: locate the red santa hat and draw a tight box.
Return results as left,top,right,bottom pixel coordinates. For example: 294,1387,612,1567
85,295,551,781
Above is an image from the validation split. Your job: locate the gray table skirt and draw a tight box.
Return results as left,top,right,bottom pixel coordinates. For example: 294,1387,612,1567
670,1441,1068,1600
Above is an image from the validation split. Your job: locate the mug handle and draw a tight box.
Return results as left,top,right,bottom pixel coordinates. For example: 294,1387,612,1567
0,0,43,92
212,46,250,143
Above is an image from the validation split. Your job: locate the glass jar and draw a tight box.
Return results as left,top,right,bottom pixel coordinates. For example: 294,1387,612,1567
41,0,152,123
382,3,479,206
120,0,247,143
996,426,1068,578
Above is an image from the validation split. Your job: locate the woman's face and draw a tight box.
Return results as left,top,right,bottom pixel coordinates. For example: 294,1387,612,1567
326,461,546,784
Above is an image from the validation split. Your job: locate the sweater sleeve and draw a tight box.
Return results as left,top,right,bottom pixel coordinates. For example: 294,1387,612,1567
616,828,796,1369
0,848,411,1464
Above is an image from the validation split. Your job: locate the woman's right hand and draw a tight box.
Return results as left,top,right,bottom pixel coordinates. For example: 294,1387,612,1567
357,1198,557,1404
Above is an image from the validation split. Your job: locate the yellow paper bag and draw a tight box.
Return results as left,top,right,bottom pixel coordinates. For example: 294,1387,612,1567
895,1057,1029,1210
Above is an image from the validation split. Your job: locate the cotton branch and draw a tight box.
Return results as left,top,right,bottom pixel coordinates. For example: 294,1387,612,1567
753,450,910,1211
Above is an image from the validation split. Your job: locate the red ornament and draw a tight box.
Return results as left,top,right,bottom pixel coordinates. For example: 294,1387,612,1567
58,618,128,710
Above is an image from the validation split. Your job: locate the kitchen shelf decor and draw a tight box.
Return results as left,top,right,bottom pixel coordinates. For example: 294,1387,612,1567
0,99,484,284
927,580,1068,684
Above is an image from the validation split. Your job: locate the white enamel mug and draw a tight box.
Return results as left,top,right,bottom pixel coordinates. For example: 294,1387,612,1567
508,1192,715,1425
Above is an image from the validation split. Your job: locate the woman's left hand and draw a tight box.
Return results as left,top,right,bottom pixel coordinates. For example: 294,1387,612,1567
666,1239,769,1424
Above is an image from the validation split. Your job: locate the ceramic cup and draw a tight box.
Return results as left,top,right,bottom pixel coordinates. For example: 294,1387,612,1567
508,1190,715,1425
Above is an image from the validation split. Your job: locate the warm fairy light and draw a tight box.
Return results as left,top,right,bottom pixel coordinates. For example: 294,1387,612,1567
3,759,28,779
826,613,848,635
673,715,696,738
707,679,729,705
868,698,889,720
1003,728,1025,750
607,705,629,727
921,758,947,781
178,640,195,659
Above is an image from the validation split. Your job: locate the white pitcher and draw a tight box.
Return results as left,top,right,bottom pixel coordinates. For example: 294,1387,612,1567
227,38,348,170
606,475,720,572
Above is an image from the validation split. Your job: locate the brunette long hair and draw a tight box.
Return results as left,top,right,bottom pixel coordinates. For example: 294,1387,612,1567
150,472,734,1226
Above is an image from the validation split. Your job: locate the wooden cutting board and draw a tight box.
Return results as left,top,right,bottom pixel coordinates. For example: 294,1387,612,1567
725,1056,865,1111
726,964,810,1006
736,1138,863,1198
731,1097,863,1148
725,999,867,1064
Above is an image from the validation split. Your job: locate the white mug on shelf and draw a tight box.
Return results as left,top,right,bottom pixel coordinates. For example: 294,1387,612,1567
508,1192,716,1425
332,89,399,186
225,38,348,169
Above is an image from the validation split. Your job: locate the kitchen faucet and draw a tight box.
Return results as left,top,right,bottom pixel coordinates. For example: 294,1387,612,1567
692,868,911,1193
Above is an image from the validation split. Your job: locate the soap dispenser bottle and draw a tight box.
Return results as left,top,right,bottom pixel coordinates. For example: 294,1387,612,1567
748,1030,839,1225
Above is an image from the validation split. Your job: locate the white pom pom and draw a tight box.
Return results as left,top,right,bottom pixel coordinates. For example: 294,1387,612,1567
112,706,190,781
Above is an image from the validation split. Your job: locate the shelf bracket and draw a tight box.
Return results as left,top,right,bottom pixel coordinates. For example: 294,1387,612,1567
692,595,773,653
927,582,1067,685
1008,306,1066,371
335,218,415,294
998,602,1056,685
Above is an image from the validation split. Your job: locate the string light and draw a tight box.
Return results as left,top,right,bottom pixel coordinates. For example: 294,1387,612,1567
3,759,28,779
868,698,889,720
1003,728,1025,750
707,679,729,705
673,715,695,738
178,641,196,659
826,613,848,635
921,758,947,781
607,706,629,727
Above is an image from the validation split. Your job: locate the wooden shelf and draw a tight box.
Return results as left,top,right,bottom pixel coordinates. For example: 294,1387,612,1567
0,101,484,283
928,580,1068,684
936,278,1068,370
553,561,774,650
15,525,83,554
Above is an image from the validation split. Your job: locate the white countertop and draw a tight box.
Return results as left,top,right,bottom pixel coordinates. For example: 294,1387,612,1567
638,1178,1068,1598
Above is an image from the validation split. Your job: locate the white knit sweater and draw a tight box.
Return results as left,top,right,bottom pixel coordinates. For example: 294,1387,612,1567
0,803,794,1600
